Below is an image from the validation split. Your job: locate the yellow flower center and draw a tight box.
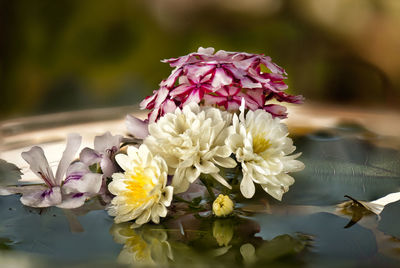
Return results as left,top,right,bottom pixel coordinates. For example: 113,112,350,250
252,132,271,154
123,167,157,208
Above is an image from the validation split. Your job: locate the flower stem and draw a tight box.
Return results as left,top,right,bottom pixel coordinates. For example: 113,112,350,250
200,176,216,200
173,195,191,204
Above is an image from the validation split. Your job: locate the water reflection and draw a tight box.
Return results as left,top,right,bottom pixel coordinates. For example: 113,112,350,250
111,223,173,266
213,220,234,247
110,215,312,267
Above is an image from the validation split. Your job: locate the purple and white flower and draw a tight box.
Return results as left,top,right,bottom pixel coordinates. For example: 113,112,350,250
7,134,102,208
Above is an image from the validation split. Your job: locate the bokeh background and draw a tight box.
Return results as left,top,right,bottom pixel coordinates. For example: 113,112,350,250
1,0,400,120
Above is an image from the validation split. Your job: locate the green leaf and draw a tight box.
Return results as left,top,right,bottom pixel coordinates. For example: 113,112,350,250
0,159,22,187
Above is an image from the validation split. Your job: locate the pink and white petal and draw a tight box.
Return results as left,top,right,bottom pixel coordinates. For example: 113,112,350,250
224,65,245,80
162,68,183,88
63,173,102,195
241,89,264,108
148,107,161,123
140,94,157,110
154,87,170,108
126,114,149,139
203,94,226,106
20,186,62,207
263,104,288,119
233,56,257,70
262,59,286,75
185,65,214,82
94,131,122,153
55,133,82,186
275,92,304,104
21,146,55,186
182,89,202,106
161,99,177,114
214,49,229,59
225,85,241,96
162,55,190,68
170,84,193,97
198,47,215,55
241,77,262,88
225,101,241,111
212,68,233,88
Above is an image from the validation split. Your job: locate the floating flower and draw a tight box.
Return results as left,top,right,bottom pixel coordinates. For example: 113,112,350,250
213,194,234,217
17,133,102,208
108,145,173,226
227,101,304,200
144,102,237,193
141,47,303,122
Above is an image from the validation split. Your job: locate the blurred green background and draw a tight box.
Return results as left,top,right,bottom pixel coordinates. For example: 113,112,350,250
1,0,400,120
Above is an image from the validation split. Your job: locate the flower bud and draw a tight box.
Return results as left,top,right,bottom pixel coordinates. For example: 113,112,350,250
213,194,234,217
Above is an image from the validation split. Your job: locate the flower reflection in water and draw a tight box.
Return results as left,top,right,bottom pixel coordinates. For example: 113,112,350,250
110,214,311,266
213,219,234,247
110,223,173,266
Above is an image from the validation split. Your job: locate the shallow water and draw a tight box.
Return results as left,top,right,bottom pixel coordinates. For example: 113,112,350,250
1,107,400,267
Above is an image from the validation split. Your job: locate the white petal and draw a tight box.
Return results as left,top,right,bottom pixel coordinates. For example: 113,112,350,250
21,146,56,186
62,173,102,195
194,161,219,174
135,209,151,225
126,115,149,139
240,172,255,198
261,183,284,201
94,131,122,153
20,186,62,207
57,193,87,209
211,173,232,189
55,133,82,185
115,153,132,172
162,186,174,207
79,148,101,166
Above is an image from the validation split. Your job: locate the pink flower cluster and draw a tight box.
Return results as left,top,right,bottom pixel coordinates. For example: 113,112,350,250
140,47,303,122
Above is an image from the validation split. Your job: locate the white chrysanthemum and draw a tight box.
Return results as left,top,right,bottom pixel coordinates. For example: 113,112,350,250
108,145,173,226
144,102,237,193
227,103,304,200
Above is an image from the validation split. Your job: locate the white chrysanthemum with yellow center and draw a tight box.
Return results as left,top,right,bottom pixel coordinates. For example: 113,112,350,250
144,102,237,193
227,102,304,200
108,145,173,226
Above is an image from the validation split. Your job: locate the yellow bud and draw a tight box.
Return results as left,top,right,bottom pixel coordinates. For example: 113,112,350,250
212,194,234,217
